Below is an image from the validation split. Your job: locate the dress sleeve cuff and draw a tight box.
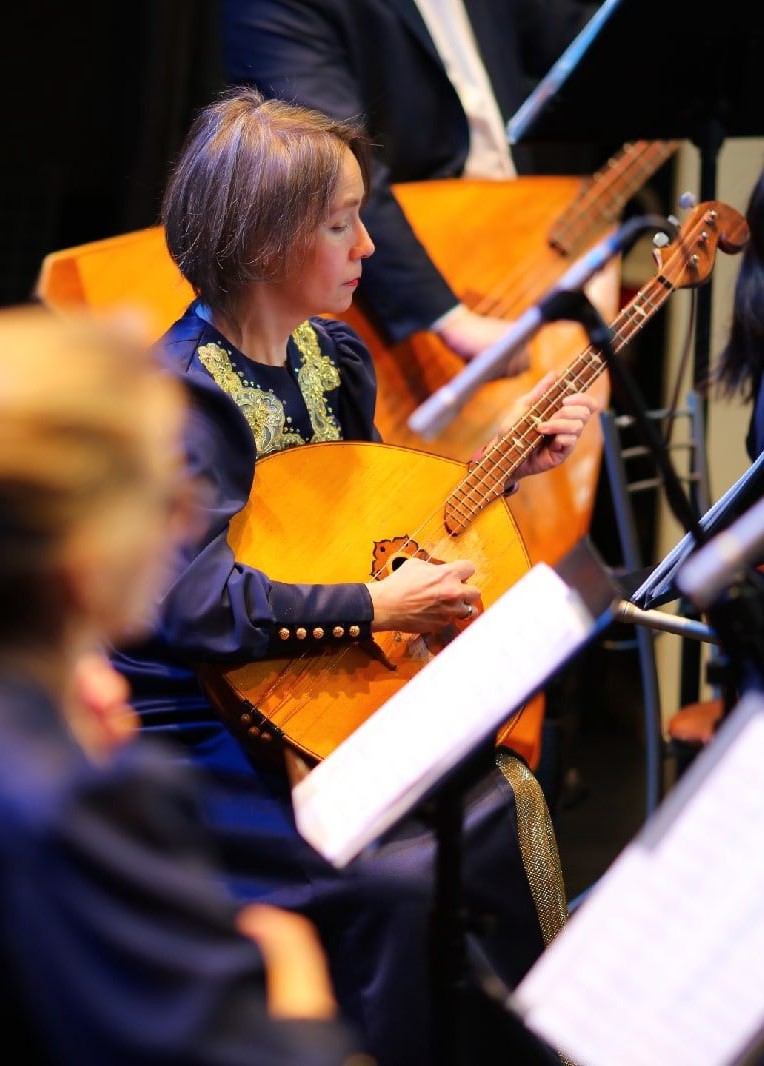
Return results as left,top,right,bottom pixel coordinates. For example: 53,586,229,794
429,301,466,333
266,581,373,653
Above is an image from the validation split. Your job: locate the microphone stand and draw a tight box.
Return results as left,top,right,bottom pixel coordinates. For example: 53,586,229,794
412,261,704,1063
408,215,677,441
614,600,718,644
543,290,709,810
568,294,764,735
569,294,707,548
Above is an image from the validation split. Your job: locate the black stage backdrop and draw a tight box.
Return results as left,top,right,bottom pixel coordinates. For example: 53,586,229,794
0,1,224,306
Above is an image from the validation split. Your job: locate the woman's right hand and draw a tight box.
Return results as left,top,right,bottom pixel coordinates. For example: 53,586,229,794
366,556,480,633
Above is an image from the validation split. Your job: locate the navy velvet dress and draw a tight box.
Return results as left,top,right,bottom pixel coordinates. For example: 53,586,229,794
112,303,561,1066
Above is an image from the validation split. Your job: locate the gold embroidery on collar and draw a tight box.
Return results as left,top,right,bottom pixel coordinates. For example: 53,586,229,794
197,342,304,455
291,322,341,442
196,322,341,458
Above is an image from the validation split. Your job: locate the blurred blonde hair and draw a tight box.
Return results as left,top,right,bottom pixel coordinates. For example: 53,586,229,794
0,305,187,643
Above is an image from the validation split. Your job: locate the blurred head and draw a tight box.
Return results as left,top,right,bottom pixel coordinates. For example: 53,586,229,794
0,307,190,650
161,86,372,316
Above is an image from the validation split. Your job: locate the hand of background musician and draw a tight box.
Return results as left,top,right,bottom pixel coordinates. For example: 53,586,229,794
434,304,530,375
366,556,480,633
236,904,339,1020
68,649,139,762
499,371,599,478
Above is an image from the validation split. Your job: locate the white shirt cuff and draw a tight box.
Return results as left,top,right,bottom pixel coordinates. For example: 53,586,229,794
429,302,466,333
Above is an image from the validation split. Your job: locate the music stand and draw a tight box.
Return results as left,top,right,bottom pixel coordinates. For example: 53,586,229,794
508,0,764,385
629,447,764,611
292,539,620,1066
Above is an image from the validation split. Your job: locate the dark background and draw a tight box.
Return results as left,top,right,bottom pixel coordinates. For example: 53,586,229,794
2,1,667,312
1,2,225,307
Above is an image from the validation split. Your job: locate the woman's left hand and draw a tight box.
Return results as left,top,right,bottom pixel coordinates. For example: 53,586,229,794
502,371,600,480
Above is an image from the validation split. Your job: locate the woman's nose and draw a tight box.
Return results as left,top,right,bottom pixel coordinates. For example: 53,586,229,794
355,222,375,259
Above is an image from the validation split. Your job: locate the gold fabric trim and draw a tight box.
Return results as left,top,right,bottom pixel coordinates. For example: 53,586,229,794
197,321,342,457
291,321,342,442
494,750,567,946
495,750,577,1066
198,341,304,455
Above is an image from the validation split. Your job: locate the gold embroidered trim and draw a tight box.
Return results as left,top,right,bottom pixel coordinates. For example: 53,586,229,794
197,321,342,457
291,321,342,442
495,750,578,1066
198,341,304,455
494,750,567,946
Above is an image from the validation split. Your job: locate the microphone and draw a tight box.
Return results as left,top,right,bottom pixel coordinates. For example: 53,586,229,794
676,495,764,611
407,213,677,440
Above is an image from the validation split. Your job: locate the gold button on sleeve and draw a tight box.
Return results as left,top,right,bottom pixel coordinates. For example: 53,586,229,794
295,627,307,640
332,626,345,638
312,627,325,639
349,625,360,638
278,627,290,641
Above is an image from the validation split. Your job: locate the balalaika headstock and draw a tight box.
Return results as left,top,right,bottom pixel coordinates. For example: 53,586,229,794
652,201,750,290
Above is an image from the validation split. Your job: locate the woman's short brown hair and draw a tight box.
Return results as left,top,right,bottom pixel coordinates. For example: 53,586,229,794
161,87,371,314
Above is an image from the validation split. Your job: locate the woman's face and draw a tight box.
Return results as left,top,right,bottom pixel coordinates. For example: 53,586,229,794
280,148,375,318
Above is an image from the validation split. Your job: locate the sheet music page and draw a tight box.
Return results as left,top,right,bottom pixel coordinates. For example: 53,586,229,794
293,563,595,867
513,693,764,1066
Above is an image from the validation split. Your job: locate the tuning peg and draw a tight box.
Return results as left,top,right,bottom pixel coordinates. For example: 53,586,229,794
678,191,697,209
653,212,681,248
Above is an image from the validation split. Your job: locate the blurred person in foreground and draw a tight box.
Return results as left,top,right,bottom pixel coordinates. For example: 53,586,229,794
0,305,368,1065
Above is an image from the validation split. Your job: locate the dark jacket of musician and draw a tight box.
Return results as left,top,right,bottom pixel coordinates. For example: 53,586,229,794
0,673,363,1066
221,0,598,344
111,300,563,1066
